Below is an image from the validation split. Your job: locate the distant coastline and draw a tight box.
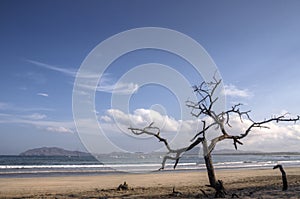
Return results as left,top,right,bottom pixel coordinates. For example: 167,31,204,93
19,147,92,157
17,146,300,156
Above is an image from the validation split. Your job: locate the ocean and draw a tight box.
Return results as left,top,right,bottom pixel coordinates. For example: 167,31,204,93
1,153,300,178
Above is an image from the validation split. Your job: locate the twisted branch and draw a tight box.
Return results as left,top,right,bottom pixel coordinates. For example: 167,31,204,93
129,122,204,170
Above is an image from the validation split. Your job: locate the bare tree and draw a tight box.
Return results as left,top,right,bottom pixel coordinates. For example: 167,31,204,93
129,77,299,195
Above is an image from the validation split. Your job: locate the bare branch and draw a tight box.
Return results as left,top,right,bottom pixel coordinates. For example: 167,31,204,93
221,103,253,126
207,115,300,151
187,137,205,151
187,76,221,122
237,115,300,140
207,135,227,154
129,124,173,152
129,122,207,170
129,123,191,170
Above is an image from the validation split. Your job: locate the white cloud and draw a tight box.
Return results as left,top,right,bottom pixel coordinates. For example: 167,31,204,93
100,108,300,152
101,108,205,149
37,93,49,97
46,126,74,134
100,115,112,122
223,84,252,98
105,108,183,132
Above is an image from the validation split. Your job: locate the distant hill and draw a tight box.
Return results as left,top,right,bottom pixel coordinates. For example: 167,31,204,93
213,149,261,155
19,147,91,156
182,147,261,155
185,147,201,155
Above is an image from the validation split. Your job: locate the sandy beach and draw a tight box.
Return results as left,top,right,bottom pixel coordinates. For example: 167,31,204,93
0,167,299,198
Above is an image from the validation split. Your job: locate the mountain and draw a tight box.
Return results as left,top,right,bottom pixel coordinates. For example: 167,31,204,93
19,147,91,156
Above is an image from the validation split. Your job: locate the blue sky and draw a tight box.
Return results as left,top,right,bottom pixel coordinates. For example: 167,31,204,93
1,0,300,154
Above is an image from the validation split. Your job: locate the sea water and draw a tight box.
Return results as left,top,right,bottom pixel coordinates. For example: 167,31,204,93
0,153,299,177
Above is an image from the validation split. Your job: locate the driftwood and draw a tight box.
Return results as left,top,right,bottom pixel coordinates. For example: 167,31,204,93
170,187,182,197
231,193,239,198
117,181,129,191
200,188,208,197
273,164,288,191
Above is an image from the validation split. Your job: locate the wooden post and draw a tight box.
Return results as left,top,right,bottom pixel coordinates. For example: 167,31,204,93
273,164,288,191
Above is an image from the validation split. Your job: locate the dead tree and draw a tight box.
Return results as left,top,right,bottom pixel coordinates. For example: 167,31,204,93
129,77,299,196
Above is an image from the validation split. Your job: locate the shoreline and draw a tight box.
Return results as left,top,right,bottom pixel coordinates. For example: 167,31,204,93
0,167,299,198
0,165,292,179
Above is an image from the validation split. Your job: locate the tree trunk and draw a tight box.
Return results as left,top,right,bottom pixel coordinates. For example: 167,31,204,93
204,154,217,187
202,139,217,187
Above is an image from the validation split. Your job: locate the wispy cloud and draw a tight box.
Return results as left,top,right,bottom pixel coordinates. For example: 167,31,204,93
223,84,252,98
19,87,28,91
37,92,49,97
15,71,47,84
98,82,138,94
0,101,53,113
22,113,47,120
0,102,10,110
77,81,139,95
46,126,74,134
27,59,139,94
0,113,74,134
26,59,77,77
26,59,98,79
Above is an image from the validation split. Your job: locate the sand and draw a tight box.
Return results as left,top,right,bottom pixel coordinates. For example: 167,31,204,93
0,168,299,198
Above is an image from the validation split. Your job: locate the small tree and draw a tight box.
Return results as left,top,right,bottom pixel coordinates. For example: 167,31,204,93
129,77,299,196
